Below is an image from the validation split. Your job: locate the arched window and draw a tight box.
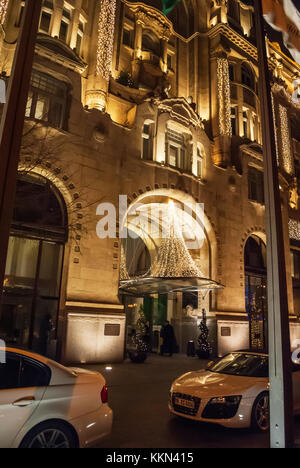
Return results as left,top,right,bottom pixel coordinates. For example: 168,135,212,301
242,63,255,90
1,174,68,356
142,30,161,56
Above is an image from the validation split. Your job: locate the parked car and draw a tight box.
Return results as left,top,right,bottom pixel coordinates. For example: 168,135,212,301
169,351,300,431
0,346,113,448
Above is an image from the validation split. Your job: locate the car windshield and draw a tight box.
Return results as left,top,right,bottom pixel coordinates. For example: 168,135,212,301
208,353,269,377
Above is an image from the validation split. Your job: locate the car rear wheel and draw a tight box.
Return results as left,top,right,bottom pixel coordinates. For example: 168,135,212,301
20,421,78,449
251,392,270,432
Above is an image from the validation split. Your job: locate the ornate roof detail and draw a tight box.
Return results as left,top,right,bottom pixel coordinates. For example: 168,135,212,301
123,1,173,40
156,97,204,129
35,35,87,74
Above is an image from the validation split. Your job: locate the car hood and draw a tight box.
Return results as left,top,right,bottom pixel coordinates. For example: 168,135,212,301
172,369,267,398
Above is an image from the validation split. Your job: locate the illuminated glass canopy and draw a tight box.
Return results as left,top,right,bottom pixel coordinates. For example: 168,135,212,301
119,276,224,297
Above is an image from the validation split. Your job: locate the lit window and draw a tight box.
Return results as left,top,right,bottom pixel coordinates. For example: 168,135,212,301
142,123,154,161
243,109,249,138
196,145,204,179
165,129,189,171
26,70,68,129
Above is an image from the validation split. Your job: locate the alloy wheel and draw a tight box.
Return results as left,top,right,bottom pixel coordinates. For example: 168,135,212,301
28,429,70,449
254,394,270,431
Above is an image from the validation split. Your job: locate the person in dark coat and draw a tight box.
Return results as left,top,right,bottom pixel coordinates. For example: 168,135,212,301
160,321,176,357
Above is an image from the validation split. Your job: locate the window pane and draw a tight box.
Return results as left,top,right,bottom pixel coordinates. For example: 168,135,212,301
40,12,51,33
5,237,39,291
59,21,68,42
25,90,33,117
0,354,21,389
35,95,49,121
38,242,63,297
20,358,51,387
169,146,178,166
0,298,32,348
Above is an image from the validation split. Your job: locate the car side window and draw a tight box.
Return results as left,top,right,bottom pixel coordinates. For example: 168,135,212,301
20,357,51,388
0,353,21,390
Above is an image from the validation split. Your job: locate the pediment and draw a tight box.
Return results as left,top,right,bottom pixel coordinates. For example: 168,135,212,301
35,34,87,74
157,98,203,128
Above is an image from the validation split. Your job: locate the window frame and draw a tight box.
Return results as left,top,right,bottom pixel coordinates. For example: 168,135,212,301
25,70,68,129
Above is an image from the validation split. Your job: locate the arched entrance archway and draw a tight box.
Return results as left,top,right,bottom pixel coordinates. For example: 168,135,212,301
244,234,267,352
120,189,220,354
1,173,68,355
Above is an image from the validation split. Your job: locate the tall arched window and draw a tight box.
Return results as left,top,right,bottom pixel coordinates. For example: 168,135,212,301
142,30,161,56
1,173,68,356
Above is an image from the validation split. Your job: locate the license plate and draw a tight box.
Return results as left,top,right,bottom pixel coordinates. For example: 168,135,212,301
174,397,195,409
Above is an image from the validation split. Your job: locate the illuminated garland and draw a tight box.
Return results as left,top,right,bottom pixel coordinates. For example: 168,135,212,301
289,219,300,241
151,203,204,278
279,104,294,175
96,0,116,81
271,93,279,165
0,0,9,25
119,245,130,280
217,58,232,137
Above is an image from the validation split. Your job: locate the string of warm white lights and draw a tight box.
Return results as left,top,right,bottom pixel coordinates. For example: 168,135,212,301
151,202,204,278
119,245,130,280
289,219,300,241
96,0,116,81
0,0,9,25
279,104,294,175
217,58,232,137
271,93,279,165
151,236,204,277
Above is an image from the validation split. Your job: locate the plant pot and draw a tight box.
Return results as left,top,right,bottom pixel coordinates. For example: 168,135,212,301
196,349,210,360
128,350,148,363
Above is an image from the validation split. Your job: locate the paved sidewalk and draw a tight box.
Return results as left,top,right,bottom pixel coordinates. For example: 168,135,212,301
80,353,276,448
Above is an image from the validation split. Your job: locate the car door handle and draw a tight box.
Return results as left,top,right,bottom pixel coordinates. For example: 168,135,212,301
13,397,36,407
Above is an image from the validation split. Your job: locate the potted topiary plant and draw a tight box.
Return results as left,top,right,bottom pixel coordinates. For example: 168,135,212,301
196,309,211,359
128,306,148,363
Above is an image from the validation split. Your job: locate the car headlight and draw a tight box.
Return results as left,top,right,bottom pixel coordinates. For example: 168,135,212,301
202,396,242,420
209,396,242,405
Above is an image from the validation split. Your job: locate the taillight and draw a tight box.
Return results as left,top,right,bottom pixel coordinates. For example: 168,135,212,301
101,385,108,404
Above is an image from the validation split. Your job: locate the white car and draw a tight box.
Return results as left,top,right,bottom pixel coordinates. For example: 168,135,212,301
0,347,113,448
169,351,300,431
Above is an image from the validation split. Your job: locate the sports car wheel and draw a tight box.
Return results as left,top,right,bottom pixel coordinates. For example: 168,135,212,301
251,392,270,432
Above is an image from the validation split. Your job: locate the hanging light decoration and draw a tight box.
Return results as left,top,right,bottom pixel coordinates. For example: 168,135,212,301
151,201,204,278
119,244,130,281
0,0,9,25
279,104,294,175
96,0,116,81
217,58,232,137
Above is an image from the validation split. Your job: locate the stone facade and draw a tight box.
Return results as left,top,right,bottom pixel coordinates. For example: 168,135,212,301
1,0,300,363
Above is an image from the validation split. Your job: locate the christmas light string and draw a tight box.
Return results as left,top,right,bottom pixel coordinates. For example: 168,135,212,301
0,0,9,25
96,0,116,81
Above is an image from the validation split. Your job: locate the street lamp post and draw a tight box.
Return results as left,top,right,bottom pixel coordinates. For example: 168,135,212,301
254,0,294,448
0,0,42,296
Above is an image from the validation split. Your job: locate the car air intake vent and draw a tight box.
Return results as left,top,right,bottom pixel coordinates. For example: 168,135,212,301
172,393,201,417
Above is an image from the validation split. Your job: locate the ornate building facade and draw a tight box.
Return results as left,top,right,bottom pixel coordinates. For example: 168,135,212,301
1,0,300,363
